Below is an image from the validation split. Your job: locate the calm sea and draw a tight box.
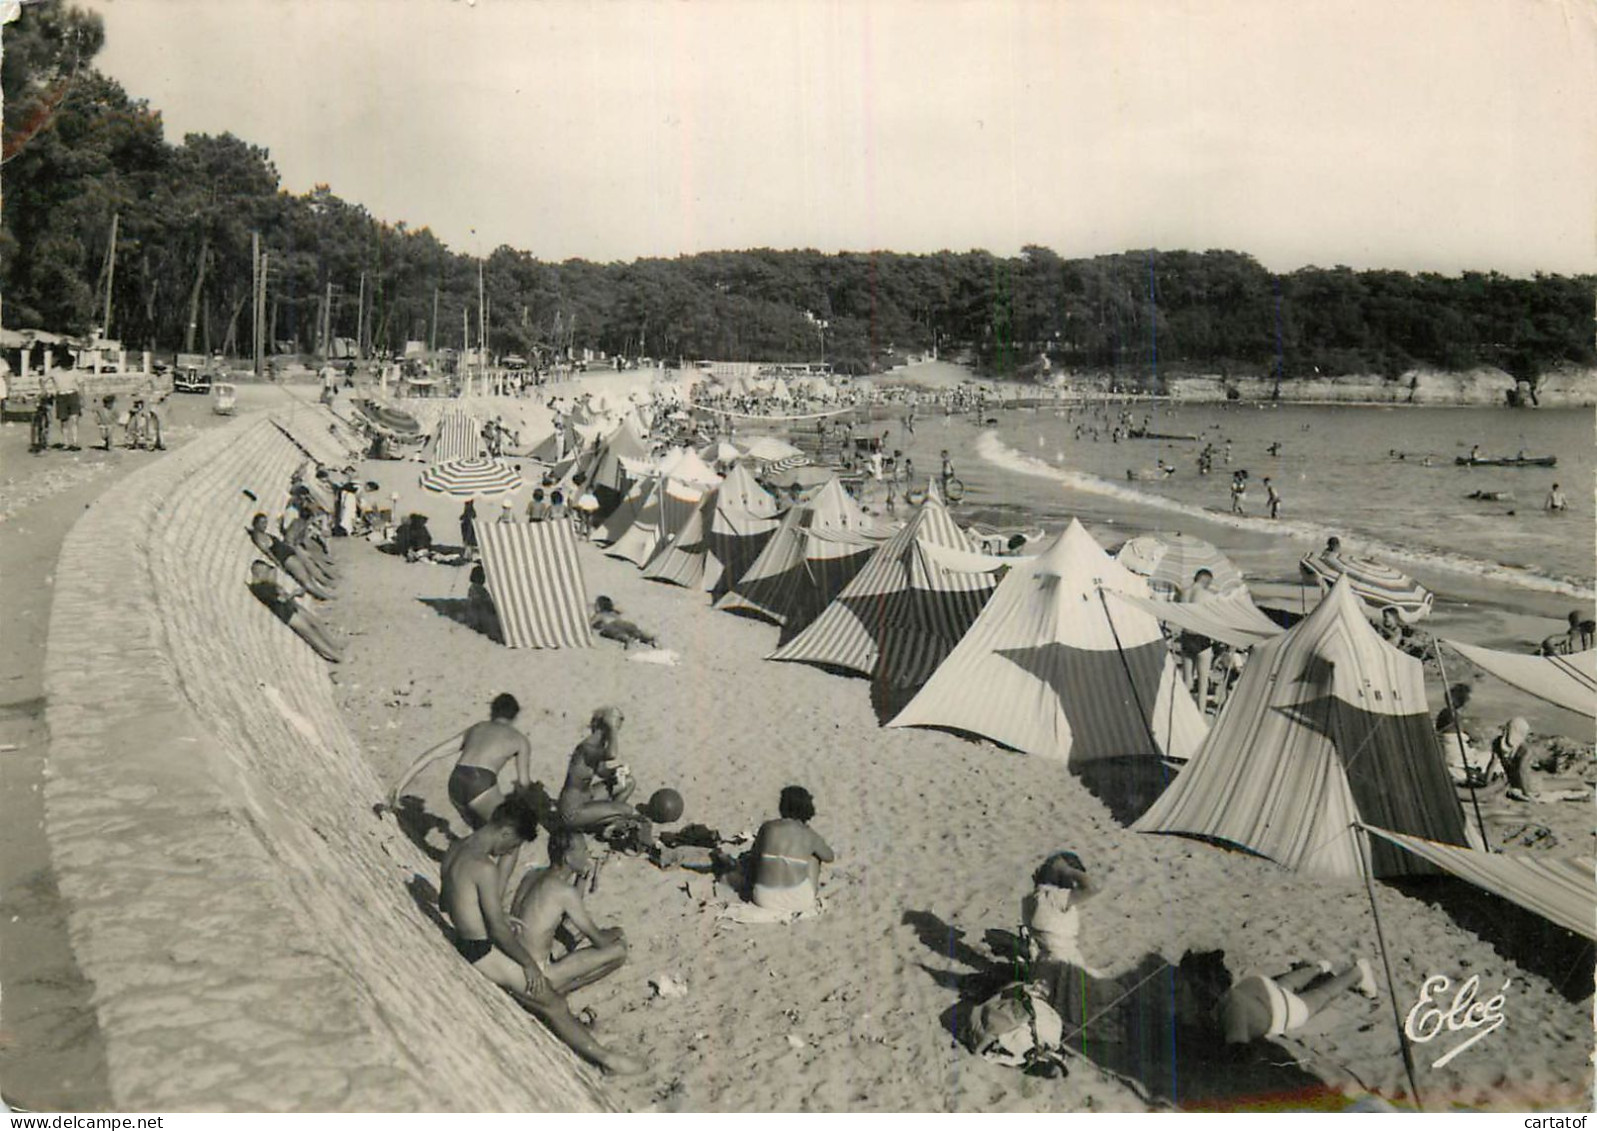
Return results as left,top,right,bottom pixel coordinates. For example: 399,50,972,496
914,401,1591,600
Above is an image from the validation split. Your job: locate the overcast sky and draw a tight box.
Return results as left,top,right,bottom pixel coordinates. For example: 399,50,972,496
83,0,1597,275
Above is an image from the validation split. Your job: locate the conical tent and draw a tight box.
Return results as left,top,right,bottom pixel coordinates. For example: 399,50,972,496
716,477,889,630
642,463,780,592
887,519,1208,766
607,476,706,567
1133,577,1470,879
769,494,1005,686
588,417,652,495
592,473,655,545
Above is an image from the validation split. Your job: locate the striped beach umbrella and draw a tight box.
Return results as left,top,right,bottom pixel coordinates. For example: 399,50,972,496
419,458,524,498
1115,533,1244,599
1300,550,1433,623
740,436,804,462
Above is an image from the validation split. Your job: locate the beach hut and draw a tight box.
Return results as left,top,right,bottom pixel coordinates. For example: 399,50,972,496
473,519,594,649
769,494,1006,687
1133,577,1470,879
432,410,484,463
641,463,781,592
606,476,707,567
716,478,890,631
887,519,1208,766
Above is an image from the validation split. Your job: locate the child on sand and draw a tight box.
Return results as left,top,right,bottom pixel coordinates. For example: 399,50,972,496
590,595,659,649
1216,958,1378,1046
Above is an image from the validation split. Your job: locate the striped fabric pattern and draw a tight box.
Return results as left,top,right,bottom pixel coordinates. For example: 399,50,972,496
1300,550,1434,623
1109,587,1285,649
1361,826,1596,940
1443,641,1596,720
418,458,523,497
608,478,704,567
888,519,1208,766
589,419,651,493
474,519,593,649
1116,533,1244,596
717,480,889,628
770,496,1000,686
432,411,483,463
1134,577,1469,879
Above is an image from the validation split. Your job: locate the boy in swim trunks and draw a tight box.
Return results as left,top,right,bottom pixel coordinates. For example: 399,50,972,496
509,828,628,993
438,795,644,1075
387,693,533,828
1217,958,1378,1045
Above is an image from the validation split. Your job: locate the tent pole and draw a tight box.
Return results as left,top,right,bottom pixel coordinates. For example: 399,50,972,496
1353,823,1426,1112
1432,636,1491,851
1097,588,1165,758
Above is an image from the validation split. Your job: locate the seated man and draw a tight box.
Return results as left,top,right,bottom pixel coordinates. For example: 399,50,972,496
557,707,648,836
247,561,344,662
1217,958,1378,1046
590,596,659,649
509,828,628,994
439,797,643,1075
748,785,834,915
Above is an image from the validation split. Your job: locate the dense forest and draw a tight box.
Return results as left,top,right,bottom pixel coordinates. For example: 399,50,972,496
4,1,1593,382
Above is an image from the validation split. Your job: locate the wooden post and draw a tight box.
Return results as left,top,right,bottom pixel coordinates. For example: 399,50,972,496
102,212,119,337
356,271,366,361
251,232,261,376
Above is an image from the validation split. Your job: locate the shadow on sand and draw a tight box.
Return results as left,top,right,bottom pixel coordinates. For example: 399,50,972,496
418,596,501,642
902,908,1341,1111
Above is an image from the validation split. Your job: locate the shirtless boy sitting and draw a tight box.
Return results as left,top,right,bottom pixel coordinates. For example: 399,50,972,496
439,796,643,1075
510,828,628,994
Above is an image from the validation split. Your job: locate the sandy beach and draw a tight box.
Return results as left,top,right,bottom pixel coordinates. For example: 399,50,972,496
318,378,1594,1111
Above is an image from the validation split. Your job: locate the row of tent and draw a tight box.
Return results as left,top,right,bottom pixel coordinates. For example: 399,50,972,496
485,410,1595,939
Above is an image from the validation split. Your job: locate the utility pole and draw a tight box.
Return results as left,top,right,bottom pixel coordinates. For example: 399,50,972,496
356,271,366,361
323,280,334,359
256,252,269,377
430,285,439,354
251,232,261,375
101,211,119,337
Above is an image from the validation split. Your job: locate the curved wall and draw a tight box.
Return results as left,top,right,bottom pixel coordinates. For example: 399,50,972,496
42,411,609,1111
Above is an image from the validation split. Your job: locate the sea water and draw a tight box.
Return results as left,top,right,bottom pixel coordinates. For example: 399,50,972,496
936,402,1592,600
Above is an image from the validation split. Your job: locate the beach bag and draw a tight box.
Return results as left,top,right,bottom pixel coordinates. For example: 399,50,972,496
963,982,1064,1068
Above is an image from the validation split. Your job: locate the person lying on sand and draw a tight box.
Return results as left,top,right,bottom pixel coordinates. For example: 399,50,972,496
1498,718,1589,803
1216,958,1378,1047
590,596,659,649
247,561,344,662
748,786,834,915
250,513,336,600
439,797,644,1076
558,707,650,837
387,693,533,828
509,828,628,994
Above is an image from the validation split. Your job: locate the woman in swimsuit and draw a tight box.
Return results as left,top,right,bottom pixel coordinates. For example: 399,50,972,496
557,707,643,833
749,785,834,914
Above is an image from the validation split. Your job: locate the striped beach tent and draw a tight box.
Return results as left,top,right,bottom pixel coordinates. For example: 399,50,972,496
1360,825,1595,940
432,411,484,463
473,519,593,648
642,463,780,592
1133,577,1469,879
607,477,706,567
1300,549,1433,623
592,473,655,546
887,519,1207,766
769,495,1006,687
587,418,652,495
1441,641,1596,720
715,478,890,631
1108,586,1285,649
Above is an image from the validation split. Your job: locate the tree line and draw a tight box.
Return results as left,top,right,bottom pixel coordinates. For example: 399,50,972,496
4,1,1592,383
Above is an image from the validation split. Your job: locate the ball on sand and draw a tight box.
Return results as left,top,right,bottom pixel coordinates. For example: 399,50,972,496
648,788,684,824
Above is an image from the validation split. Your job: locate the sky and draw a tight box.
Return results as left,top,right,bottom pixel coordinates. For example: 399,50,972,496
82,0,1597,275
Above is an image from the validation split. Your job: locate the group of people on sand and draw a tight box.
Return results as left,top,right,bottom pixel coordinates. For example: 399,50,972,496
1436,684,1589,804
386,694,836,1075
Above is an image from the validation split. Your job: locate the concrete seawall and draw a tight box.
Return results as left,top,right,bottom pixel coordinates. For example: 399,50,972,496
41,411,609,1111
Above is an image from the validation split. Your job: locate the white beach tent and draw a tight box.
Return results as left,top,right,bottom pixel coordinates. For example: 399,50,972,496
887,519,1208,766
642,463,781,592
607,476,707,567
